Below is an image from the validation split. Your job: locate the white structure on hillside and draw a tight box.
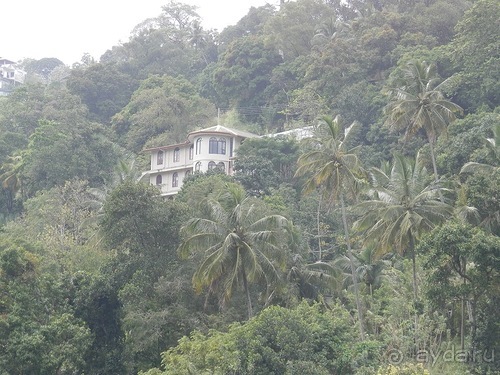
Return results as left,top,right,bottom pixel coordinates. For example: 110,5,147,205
0,58,26,95
140,125,258,196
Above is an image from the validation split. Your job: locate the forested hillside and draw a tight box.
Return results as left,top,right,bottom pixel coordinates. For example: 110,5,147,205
0,0,498,374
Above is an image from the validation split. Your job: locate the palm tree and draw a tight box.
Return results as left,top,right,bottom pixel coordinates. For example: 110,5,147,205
460,122,500,233
0,153,25,212
285,254,343,302
178,183,291,319
353,153,453,303
384,60,463,183
294,115,366,339
460,122,499,175
354,247,388,297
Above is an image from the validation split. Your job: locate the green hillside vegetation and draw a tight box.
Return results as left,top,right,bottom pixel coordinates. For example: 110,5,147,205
0,0,498,374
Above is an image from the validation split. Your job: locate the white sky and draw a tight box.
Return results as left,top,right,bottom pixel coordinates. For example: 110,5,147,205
3,0,279,66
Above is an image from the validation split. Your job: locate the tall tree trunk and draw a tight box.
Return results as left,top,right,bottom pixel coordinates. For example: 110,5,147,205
241,266,253,320
340,194,365,340
409,232,419,348
317,195,322,261
409,233,418,303
428,139,444,201
461,259,466,351
428,139,439,182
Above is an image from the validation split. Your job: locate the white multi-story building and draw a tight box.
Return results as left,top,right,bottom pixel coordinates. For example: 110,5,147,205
0,58,26,95
141,125,259,196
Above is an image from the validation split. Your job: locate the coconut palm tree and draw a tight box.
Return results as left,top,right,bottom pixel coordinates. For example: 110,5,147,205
178,183,291,319
355,247,389,297
460,122,499,175
353,153,453,302
294,114,366,339
384,60,463,183
0,153,25,212
460,122,500,233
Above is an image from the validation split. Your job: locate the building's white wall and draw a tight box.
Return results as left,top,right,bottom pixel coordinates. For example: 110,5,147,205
150,167,192,196
192,135,242,173
150,145,193,171
144,127,256,195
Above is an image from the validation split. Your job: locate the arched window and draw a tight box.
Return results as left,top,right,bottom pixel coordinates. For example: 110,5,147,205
195,161,201,172
219,138,226,155
189,144,194,160
157,150,164,165
173,147,180,162
185,170,191,179
156,174,162,185
172,172,179,187
208,161,216,170
209,137,218,154
217,162,225,172
209,137,226,154
196,138,202,155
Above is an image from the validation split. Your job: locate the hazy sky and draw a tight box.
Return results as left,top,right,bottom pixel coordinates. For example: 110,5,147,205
3,0,279,65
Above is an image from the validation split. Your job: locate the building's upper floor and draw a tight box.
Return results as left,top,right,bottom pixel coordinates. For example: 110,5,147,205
140,125,259,196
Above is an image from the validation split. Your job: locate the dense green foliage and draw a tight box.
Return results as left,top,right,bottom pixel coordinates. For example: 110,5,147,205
0,0,498,374
142,303,358,375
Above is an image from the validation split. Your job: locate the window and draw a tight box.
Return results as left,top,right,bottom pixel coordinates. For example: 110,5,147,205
196,138,202,155
208,161,216,170
189,144,194,160
195,161,201,172
173,147,180,162
185,170,191,179
217,162,225,172
209,137,217,154
156,174,162,185
219,138,226,154
172,172,179,187
157,150,164,165
209,137,226,154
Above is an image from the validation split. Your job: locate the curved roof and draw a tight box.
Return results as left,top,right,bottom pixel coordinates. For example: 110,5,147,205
187,125,258,142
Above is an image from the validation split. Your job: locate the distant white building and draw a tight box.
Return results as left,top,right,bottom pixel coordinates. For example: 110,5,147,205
0,58,26,95
140,125,259,196
264,126,314,141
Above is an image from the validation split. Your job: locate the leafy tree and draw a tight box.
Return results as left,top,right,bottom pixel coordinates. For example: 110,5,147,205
436,112,496,176
0,237,92,374
384,60,463,183
210,35,283,113
99,180,192,371
101,1,207,80
178,183,292,319
176,172,235,211
218,4,276,46
22,57,65,82
111,74,214,152
460,169,500,236
263,0,338,60
450,0,500,111
21,120,119,195
353,153,453,304
67,62,138,123
233,136,299,196
142,302,357,375
420,222,500,366
0,83,47,137
295,115,366,339
101,181,187,265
